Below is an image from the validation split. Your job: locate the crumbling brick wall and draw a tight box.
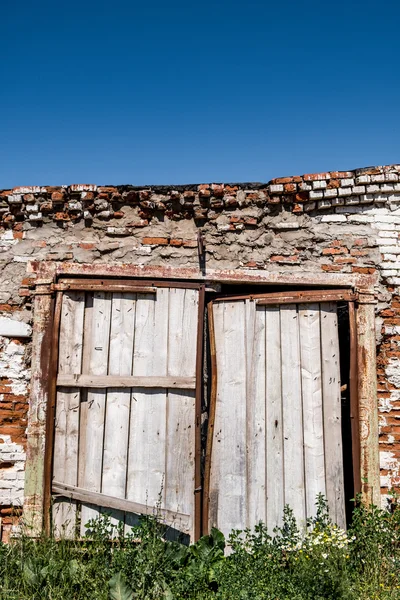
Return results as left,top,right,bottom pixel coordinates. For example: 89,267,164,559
2,164,400,539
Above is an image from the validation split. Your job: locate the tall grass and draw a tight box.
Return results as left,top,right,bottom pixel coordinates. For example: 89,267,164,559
1,496,400,599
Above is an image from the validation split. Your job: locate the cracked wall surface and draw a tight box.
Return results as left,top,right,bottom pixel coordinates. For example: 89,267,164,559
2,163,400,538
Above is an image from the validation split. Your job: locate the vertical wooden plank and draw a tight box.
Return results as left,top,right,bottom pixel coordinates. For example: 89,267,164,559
78,294,92,490
209,301,247,537
125,290,168,532
80,292,112,534
102,293,136,530
349,301,361,496
321,302,346,528
166,288,198,539
245,301,267,528
298,303,326,519
265,306,284,532
280,304,306,525
53,292,84,537
203,301,217,536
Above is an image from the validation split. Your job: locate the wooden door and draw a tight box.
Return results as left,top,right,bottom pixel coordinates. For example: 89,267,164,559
51,284,201,541
206,295,346,537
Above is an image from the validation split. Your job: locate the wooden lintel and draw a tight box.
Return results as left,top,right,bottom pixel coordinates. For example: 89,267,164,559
57,374,196,390
52,482,190,525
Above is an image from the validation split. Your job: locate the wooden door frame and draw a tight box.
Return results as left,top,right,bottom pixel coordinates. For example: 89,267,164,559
23,262,379,536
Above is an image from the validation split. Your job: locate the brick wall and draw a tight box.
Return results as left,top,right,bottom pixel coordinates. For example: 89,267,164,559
2,163,400,538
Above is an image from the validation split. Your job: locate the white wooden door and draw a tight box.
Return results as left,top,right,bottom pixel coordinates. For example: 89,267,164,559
207,298,345,537
52,285,200,541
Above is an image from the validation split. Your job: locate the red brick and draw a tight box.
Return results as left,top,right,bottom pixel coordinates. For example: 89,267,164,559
322,247,349,255
321,264,342,272
127,220,148,228
183,240,197,248
51,191,64,201
54,212,70,221
292,204,304,213
303,172,330,181
352,266,376,274
243,217,258,226
79,242,95,250
170,239,183,247
327,179,340,189
32,240,47,248
284,183,297,193
271,177,293,185
295,192,309,202
333,257,356,264
270,255,299,262
12,231,24,240
142,237,169,246
330,171,354,178
350,248,369,256
18,289,30,297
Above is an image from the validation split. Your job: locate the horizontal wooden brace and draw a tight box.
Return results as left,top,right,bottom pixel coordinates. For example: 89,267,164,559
57,374,196,390
54,281,157,294
256,290,357,305
52,481,190,526
55,277,203,291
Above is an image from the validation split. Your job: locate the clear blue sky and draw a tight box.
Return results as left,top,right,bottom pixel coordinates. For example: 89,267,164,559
1,0,399,187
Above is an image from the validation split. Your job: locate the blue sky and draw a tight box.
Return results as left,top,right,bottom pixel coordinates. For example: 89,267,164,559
1,0,399,187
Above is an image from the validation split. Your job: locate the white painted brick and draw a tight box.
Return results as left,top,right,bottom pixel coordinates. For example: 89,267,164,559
382,270,398,277
387,277,400,284
309,190,324,200
384,325,400,335
377,239,398,247
387,205,400,215
380,246,400,254
371,174,385,183
347,215,375,223
377,230,399,238
338,187,351,196
385,173,399,182
383,255,398,261
345,196,360,205
1,472,18,480
321,215,347,222
381,261,400,269
312,180,327,189
299,182,312,191
373,222,397,231
341,178,354,187
366,185,381,194
332,198,345,207
352,186,366,195
317,199,332,209
359,194,375,203
269,184,283,193
325,188,338,198
25,203,39,213
336,205,365,214
381,184,396,192
0,481,17,490
355,175,371,184
375,215,400,223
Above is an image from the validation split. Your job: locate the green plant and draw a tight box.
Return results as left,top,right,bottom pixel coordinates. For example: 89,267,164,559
1,497,400,599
